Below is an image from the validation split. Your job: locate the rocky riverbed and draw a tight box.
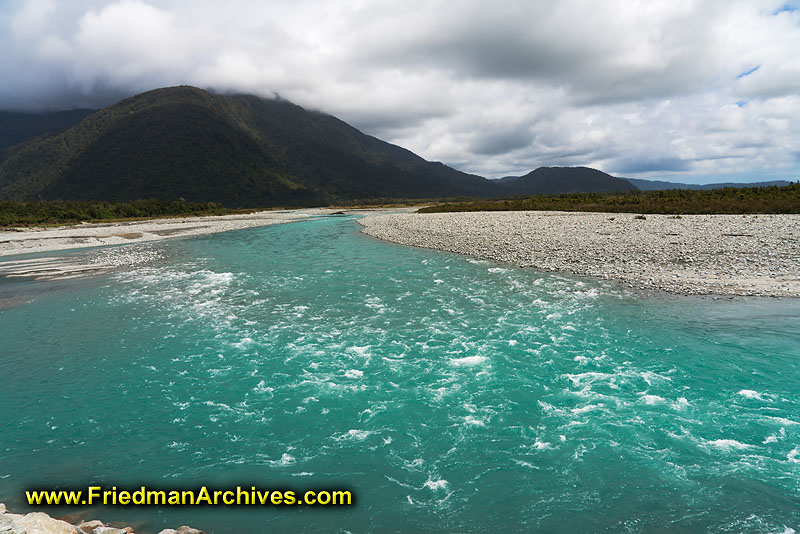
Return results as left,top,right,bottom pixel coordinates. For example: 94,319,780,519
0,503,201,534
0,246,166,281
0,210,311,257
359,211,800,297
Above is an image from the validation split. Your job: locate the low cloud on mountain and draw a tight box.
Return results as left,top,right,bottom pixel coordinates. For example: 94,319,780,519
2,0,799,182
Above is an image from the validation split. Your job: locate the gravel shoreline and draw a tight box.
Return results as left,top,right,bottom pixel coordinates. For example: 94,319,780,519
0,501,202,534
0,208,411,282
359,211,800,297
0,210,312,257
0,210,314,282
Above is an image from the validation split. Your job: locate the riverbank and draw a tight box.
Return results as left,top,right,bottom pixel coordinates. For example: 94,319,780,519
0,210,311,281
359,211,800,297
0,208,415,281
0,210,313,257
0,502,201,534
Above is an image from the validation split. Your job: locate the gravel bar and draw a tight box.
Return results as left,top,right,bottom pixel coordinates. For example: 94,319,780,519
0,210,312,257
359,211,800,297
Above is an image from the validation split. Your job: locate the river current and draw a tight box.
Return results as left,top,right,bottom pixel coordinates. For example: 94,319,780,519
1,215,798,533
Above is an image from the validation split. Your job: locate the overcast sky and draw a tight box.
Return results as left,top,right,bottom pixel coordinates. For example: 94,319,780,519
2,0,799,182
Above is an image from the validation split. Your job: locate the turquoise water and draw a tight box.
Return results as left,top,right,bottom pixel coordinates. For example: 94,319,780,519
1,216,799,533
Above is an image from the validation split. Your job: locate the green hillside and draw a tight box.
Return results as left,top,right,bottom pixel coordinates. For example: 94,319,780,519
497,166,637,195
0,86,493,206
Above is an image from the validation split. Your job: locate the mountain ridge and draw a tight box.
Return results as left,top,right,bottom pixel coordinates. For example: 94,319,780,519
495,166,637,195
0,86,494,205
625,177,791,191
0,86,789,205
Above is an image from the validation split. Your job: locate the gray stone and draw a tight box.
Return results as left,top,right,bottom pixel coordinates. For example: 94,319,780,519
0,514,25,534
76,521,104,534
14,512,78,534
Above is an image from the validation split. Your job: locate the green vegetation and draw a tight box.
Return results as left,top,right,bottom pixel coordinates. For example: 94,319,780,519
0,199,258,227
0,86,493,206
418,183,800,214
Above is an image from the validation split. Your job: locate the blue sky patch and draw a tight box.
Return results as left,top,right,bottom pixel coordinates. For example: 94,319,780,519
737,65,760,79
774,3,798,14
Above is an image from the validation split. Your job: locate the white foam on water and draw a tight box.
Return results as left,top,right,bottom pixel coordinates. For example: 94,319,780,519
344,369,364,379
564,371,614,387
640,394,666,405
671,397,690,410
203,400,233,411
424,479,449,491
638,370,672,386
537,400,566,416
488,267,509,273
267,453,296,466
573,288,600,299
533,439,552,450
232,337,254,348
737,389,766,400
253,380,274,394
706,439,753,451
463,416,486,427
348,346,371,357
571,403,603,414
338,429,372,441
786,448,800,463
365,297,386,311
449,355,487,366
764,416,800,426
403,458,425,471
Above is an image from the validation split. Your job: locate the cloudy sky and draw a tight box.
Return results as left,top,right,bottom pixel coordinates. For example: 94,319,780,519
2,0,799,182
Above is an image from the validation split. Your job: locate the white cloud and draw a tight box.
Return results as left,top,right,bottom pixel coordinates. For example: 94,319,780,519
1,0,799,182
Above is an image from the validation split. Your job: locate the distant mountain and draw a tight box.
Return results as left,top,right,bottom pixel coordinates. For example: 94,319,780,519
497,166,637,195
0,87,672,206
0,86,493,206
0,109,95,151
626,178,792,191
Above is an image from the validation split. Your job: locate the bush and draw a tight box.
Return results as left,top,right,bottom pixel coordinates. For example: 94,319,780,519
0,199,255,227
419,183,800,215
